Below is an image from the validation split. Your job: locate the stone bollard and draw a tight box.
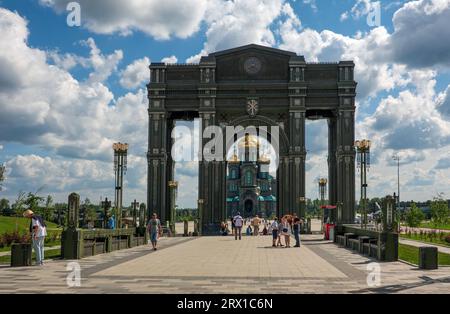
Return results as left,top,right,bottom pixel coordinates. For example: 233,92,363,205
419,247,438,270
193,219,199,236
183,220,189,237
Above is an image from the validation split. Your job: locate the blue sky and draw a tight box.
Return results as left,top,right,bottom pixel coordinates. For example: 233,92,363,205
0,0,449,207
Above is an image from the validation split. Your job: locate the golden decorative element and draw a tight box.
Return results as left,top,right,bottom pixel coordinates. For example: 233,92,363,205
228,154,240,163
168,181,178,188
319,178,328,186
258,154,271,163
355,139,371,151
113,142,129,152
238,134,260,148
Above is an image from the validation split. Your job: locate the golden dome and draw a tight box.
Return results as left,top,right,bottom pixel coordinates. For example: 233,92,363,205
238,134,260,148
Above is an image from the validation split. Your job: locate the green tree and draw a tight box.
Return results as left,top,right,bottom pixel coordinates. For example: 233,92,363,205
430,193,449,227
0,163,5,191
0,198,10,215
405,202,425,228
12,191,27,217
42,195,54,221
25,192,44,212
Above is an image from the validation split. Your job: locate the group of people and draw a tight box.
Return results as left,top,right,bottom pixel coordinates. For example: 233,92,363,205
269,214,302,248
230,212,303,248
22,207,302,266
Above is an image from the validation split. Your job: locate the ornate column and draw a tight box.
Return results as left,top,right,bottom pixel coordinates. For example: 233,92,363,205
288,57,307,217
147,62,170,224
336,61,357,224
198,59,223,234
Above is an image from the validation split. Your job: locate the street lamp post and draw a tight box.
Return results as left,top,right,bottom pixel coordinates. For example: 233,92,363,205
197,199,204,236
318,178,327,232
355,139,371,229
168,181,178,234
131,199,139,228
113,142,128,229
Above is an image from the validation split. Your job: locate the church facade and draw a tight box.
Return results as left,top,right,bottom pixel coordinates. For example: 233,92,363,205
226,134,277,218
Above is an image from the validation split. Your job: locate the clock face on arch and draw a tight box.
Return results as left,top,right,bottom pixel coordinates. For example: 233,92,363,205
244,57,262,75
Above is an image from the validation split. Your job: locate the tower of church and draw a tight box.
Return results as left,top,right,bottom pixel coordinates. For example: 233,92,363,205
226,134,277,218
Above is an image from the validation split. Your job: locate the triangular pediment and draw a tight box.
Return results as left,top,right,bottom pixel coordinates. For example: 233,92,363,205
203,44,304,81
210,44,298,58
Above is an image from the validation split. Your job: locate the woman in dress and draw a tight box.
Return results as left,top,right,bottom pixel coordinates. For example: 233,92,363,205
280,217,291,248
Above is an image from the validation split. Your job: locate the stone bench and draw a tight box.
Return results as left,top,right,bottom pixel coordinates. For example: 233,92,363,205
336,235,346,246
344,233,357,248
348,238,360,251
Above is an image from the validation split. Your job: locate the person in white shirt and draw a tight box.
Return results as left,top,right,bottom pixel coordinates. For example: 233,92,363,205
270,218,279,247
233,212,244,240
23,209,47,266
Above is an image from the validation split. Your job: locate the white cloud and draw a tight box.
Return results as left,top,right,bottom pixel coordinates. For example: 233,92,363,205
81,38,123,83
360,69,450,151
0,8,147,161
186,0,285,63
39,0,207,40
340,0,378,21
388,0,450,68
161,55,178,64
119,57,150,90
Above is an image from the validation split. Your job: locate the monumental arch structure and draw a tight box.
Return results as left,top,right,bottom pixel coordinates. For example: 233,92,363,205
147,44,357,234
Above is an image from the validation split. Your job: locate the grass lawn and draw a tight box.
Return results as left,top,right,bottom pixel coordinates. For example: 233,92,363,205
0,216,62,252
399,244,450,266
400,233,450,248
0,248,61,265
0,216,60,233
419,222,450,230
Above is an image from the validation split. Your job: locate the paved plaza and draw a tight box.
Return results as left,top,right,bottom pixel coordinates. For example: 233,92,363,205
0,234,449,294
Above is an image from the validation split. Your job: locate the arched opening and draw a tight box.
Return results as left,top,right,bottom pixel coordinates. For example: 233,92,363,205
225,132,278,219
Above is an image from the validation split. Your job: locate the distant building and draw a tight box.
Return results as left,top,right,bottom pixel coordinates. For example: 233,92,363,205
226,134,277,218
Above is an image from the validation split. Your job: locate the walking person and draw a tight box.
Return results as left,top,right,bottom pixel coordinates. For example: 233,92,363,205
233,212,244,240
271,218,279,247
23,210,47,266
252,215,261,236
231,217,235,237
280,217,291,248
292,213,302,247
147,213,162,250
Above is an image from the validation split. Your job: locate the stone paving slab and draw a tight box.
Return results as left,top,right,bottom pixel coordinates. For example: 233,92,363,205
0,235,449,294
94,236,347,279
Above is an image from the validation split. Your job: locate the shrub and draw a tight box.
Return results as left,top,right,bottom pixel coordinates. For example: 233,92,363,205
0,231,31,247
445,235,450,244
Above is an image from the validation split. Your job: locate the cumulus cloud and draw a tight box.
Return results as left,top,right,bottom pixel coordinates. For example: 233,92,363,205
0,8,147,161
186,0,285,63
388,0,450,68
436,156,450,169
119,57,150,90
39,0,207,40
161,55,178,64
361,69,450,151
